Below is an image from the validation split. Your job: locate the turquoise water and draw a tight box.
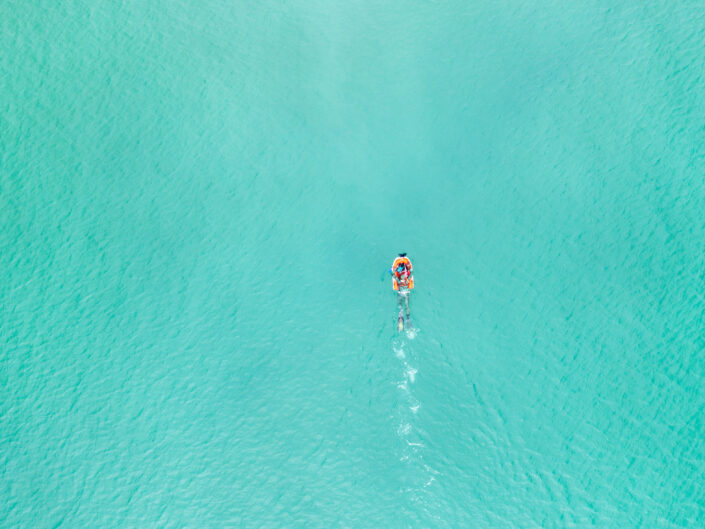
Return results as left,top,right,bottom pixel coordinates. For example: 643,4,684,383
3,1,705,527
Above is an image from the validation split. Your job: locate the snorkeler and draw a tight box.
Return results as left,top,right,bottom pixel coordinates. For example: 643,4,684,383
390,253,414,329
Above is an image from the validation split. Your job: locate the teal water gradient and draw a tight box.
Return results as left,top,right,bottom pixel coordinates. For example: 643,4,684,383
2,1,705,527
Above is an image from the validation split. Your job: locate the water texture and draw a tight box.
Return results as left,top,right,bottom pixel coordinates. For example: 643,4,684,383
2,1,705,527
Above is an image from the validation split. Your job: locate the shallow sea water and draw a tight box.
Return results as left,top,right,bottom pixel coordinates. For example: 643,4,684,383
2,1,705,527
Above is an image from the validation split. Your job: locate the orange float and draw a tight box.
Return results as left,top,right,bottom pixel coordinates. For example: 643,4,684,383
391,255,414,291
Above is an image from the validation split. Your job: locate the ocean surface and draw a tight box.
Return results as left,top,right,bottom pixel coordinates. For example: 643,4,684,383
2,1,705,527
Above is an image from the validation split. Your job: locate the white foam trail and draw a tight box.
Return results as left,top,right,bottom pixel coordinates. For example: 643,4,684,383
406,367,417,383
391,325,440,504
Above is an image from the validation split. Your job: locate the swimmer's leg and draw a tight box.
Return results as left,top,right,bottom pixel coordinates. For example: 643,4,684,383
396,293,405,331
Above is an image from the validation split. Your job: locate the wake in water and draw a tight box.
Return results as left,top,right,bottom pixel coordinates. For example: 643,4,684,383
392,331,440,512
404,323,417,341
